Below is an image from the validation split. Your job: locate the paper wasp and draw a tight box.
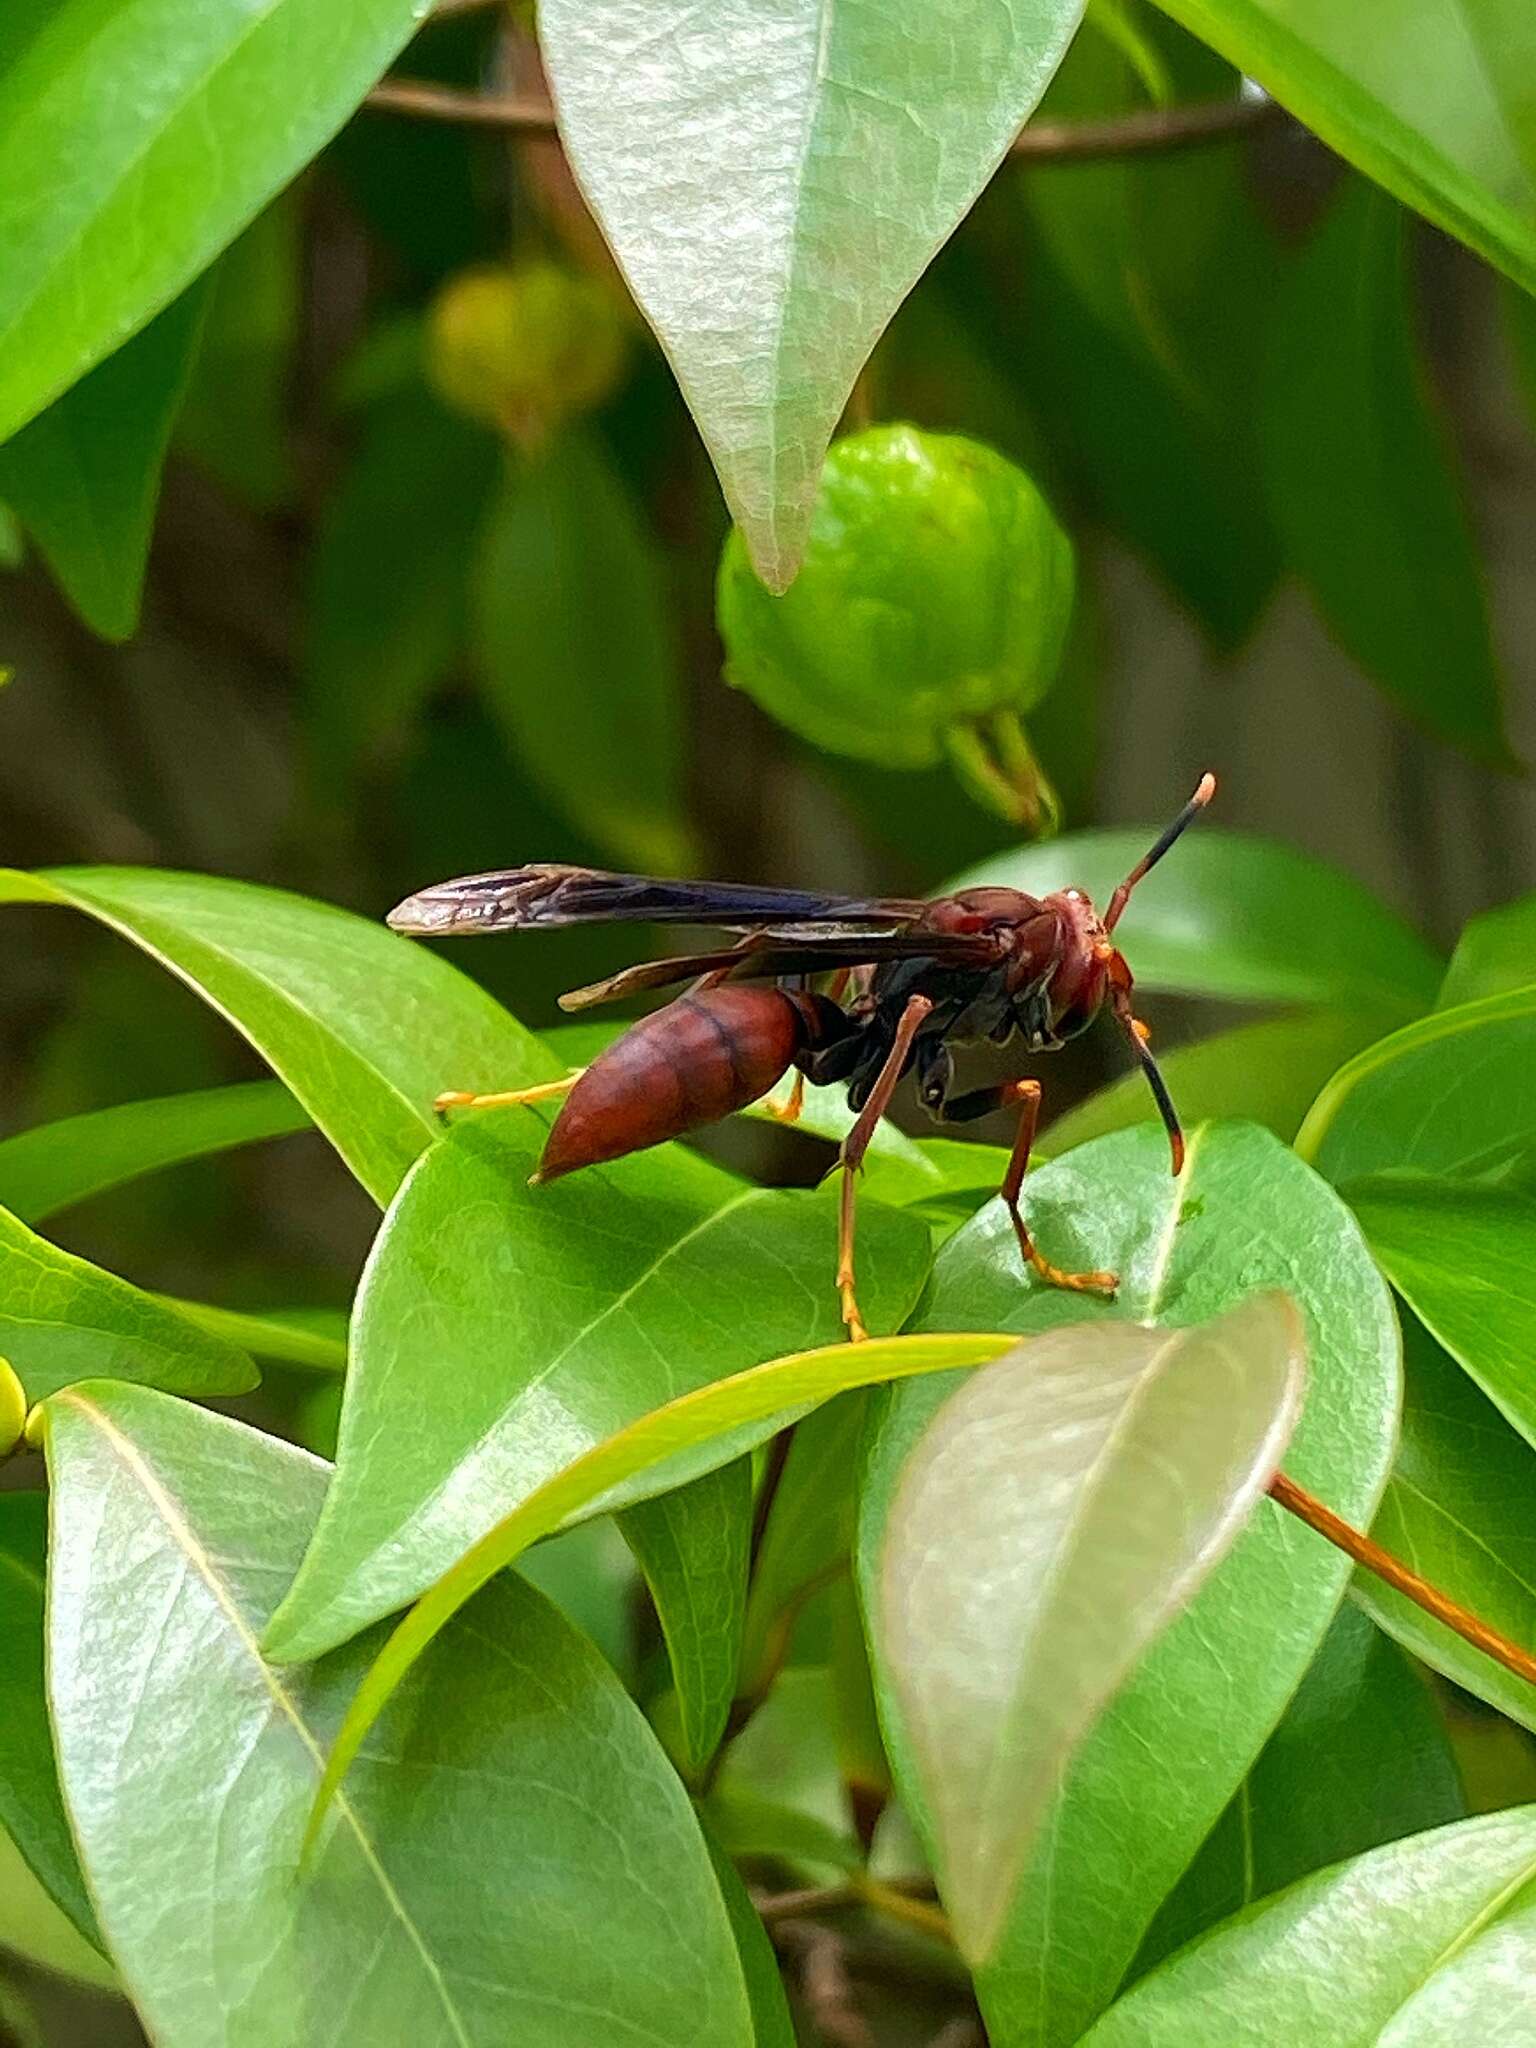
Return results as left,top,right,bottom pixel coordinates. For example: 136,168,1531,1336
387,774,1215,1339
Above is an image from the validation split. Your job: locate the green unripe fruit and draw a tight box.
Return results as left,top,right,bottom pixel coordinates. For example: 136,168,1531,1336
716,424,1074,830
426,260,629,447
0,1356,25,1459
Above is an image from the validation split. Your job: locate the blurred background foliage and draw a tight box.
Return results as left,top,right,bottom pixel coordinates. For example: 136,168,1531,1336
2,2,1532,1349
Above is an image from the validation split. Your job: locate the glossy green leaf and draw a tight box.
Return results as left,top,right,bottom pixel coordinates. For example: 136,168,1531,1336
1082,1806,1536,2045
473,430,697,872
0,0,435,445
879,1295,1305,1962
304,395,499,792
1439,889,1536,1008
310,1331,1016,1837
860,1121,1400,2046
0,1495,100,1948
1138,1603,1464,1971
621,1459,751,1776
947,827,1441,1009
1347,1174,1536,1445
264,1116,932,1662
1359,1317,1536,1733
176,201,299,509
1297,983,1536,1186
1149,0,1536,295
0,1081,306,1227
0,1202,253,1400
1047,1008,1394,1156
1260,183,1510,760
41,1381,755,2048
0,286,206,641
538,0,1085,589
738,1394,867,1702
703,1828,798,2048
0,1829,115,1993
0,867,554,1206
159,1299,347,1375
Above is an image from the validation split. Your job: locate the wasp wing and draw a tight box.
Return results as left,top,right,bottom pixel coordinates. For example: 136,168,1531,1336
387,863,927,938
558,929,1003,1011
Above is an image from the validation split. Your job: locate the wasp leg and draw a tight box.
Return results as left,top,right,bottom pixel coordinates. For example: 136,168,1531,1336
762,1070,806,1125
836,994,933,1342
937,1076,1117,1297
434,1072,584,1119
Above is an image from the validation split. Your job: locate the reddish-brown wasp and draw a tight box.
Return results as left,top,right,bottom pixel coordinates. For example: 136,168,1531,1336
387,774,1215,1340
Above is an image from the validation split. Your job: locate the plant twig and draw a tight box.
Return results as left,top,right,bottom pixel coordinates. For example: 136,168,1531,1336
1269,1470,1536,1688
364,77,1284,162
756,1876,952,1946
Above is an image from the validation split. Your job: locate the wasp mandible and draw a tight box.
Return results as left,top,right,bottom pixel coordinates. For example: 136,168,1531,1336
387,774,1216,1340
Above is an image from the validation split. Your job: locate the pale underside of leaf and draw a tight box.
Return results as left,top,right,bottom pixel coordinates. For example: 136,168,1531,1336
878,1295,1306,1961
539,0,1086,587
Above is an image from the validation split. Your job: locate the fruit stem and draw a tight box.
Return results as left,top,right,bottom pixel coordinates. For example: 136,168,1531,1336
945,712,1061,837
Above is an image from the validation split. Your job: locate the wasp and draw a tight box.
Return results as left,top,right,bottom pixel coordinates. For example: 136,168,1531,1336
387,774,1215,1340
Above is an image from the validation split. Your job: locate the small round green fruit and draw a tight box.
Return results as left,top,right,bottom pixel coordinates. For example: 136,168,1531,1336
716,424,1074,828
426,260,629,446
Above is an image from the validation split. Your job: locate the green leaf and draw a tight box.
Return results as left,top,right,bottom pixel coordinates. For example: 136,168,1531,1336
309,1330,1017,1840
1297,983,1536,1186
41,1380,756,2048
0,1081,307,1226
946,827,1442,1009
0,1828,115,1993
1359,1315,1536,1732
878,1295,1305,1963
1011,17,1282,647
1046,1008,1395,1156
0,1201,254,1400
304,395,499,792
859,1121,1401,2046
711,1667,863,1871
0,867,554,1207
176,201,299,509
473,431,697,872
1081,1806,1536,2045
1148,0,1536,295
1438,889,1536,1008
0,285,207,641
1259,182,1511,760
621,1459,751,1777
515,1516,638,1678
1137,1603,1464,1971
1346,1174,1536,1445
264,1117,932,1663
0,1495,101,1949
702,1826,798,2048
158,1298,347,1375
538,0,1085,589
0,0,434,444
738,1394,868,1702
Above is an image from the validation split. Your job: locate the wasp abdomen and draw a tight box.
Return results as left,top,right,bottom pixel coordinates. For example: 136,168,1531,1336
534,984,812,1183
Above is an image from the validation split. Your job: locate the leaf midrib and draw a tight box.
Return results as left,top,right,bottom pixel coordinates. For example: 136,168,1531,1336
55,1390,474,2048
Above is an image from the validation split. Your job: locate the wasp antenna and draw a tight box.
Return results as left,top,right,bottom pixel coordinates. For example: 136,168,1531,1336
1114,993,1186,1175
1103,772,1217,932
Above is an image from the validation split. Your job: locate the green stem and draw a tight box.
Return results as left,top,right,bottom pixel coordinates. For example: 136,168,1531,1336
944,712,1060,836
